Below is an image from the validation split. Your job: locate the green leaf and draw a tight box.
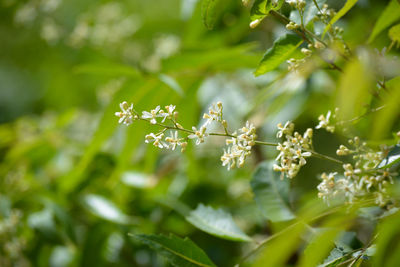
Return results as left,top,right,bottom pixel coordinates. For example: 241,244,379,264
254,34,302,76
250,0,285,22
337,60,372,121
83,194,133,224
389,24,400,44
185,204,252,242
368,0,400,43
323,0,358,37
201,0,221,30
378,145,400,169
319,248,351,267
250,161,295,222
132,234,216,267
372,76,400,139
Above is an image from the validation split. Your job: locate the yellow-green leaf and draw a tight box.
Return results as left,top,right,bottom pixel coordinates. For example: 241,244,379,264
368,0,400,43
323,0,358,37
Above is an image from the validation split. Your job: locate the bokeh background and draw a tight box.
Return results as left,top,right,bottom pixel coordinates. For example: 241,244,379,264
0,0,398,266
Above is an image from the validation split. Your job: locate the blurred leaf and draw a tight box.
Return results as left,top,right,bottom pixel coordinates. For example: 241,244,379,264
186,204,252,242
389,24,400,44
250,0,284,22
28,209,59,242
252,220,306,266
83,194,133,225
304,0,326,26
250,161,295,222
201,0,221,30
337,59,372,121
158,74,184,96
368,0,400,43
323,0,358,37
319,248,351,266
298,216,352,267
372,76,400,139
132,233,216,267
378,145,400,169
121,171,156,189
254,34,302,76
373,209,400,266
59,79,154,193
73,63,141,78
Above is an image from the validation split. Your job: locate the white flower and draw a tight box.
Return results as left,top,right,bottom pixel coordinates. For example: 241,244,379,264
159,104,176,122
165,131,181,150
115,101,135,125
145,133,168,149
203,102,223,126
276,121,294,138
315,110,335,133
142,106,162,124
188,126,208,145
274,122,313,179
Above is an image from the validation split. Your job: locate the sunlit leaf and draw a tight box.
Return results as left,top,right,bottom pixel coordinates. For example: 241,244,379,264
186,204,252,242
250,161,295,222
372,76,400,139
337,60,372,121
323,0,358,37
389,24,400,44
255,34,302,76
132,234,216,267
250,0,285,22
378,144,400,169
368,0,400,43
83,194,132,224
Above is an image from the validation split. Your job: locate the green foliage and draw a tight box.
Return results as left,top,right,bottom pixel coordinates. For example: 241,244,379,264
133,234,216,267
250,161,295,222
254,34,302,76
186,204,252,242
1,0,400,266
368,0,400,43
250,0,285,22
389,24,400,44
322,0,358,37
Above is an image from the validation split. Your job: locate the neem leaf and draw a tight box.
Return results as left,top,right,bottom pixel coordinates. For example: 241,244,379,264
250,0,285,23
254,34,302,76
389,24,400,44
133,234,216,267
368,0,400,43
322,0,358,37
250,161,295,222
185,204,252,242
378,145,400,169
201,0,221,30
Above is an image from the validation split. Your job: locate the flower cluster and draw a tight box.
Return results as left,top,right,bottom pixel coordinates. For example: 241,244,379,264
317,137,397,205
115,101,137,125
286,0,306,11
221,121,257,170
315,109,338,133
273,122,313,179
115,101,259,170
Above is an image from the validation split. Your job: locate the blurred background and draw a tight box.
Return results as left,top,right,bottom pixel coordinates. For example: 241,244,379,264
0,0,397,266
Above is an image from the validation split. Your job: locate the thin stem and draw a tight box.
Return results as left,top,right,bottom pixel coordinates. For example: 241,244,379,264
138,117,344,165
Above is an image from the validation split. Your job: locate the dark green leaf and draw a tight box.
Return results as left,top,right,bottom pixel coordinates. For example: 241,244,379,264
378,145,400,169
132,234,216,267
185,204,252,242
250,161,295,222
368,0,400,43
201,0,221,30
254,34,302,76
